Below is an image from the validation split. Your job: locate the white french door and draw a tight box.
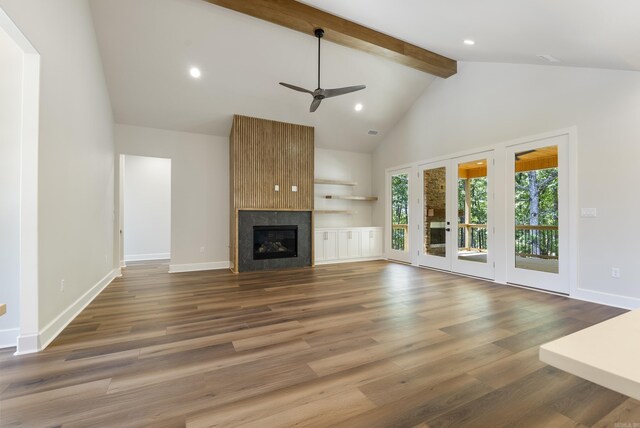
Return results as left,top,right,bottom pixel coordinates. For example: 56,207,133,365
417,160,452,270
418,152,495,280
506,135,569,294
386,168,412,263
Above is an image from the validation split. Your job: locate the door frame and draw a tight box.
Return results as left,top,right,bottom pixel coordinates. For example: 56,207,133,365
451,151,495,279
505,134,570,294
416,152,495,279
385,166,413,263
416,159,452,271
1,8,42,355
383,127,577,297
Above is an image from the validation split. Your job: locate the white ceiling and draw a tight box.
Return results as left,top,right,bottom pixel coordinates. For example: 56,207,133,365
89,0,434,153
90,0,640,153
300,0,640,72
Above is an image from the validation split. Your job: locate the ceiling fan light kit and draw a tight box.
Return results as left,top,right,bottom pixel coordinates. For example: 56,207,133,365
280,28,366,112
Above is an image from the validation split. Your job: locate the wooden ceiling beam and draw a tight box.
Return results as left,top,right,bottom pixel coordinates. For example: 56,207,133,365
202,0,457,78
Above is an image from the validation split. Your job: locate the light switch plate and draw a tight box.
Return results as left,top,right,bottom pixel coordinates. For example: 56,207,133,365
274,185,280,192
581,208,597,218
292,185,298,192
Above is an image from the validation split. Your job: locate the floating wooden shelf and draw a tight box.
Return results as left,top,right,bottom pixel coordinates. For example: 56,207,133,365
314,178,358,186
325,195,378,201
314,210,355,215
0,303,6,317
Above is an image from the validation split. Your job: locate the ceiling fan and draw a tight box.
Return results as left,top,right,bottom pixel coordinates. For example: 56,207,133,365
280,28,366,112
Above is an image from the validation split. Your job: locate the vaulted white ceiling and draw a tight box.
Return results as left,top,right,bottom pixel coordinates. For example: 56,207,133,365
90,0,640,153
300,0,640,72
89,0,434,153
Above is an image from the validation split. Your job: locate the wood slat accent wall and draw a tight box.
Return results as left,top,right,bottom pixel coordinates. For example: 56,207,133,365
229,115,314,271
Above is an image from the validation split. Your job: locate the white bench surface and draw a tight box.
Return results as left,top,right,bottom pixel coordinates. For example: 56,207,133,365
539,308,640,400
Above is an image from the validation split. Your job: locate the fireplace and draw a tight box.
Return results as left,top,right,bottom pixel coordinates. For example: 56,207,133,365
253,225,298,260
237,210,311,272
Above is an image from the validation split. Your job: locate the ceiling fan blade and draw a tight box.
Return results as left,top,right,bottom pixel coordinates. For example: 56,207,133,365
310,98,322,112
321,85,366,99
279,82,314,95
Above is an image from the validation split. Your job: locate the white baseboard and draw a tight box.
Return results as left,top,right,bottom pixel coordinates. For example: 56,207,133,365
15,333,38,355
0,328,19,349
571,288,640,311
315,256,383,265
404,259,640,311
169,261,230,273
15,267,121,355
124,253,170,262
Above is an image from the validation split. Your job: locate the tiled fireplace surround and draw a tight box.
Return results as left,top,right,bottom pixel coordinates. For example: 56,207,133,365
237,210,312,272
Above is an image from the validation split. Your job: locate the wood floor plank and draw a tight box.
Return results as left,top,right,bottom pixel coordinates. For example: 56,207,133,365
550,380,629,426
333,374,493,428
592,398,640,428
0,260,630,427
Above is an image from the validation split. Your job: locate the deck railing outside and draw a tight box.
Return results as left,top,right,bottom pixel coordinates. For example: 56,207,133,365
394,223,558,258
515,225,559,259
392,224,408,251
458,224,488,251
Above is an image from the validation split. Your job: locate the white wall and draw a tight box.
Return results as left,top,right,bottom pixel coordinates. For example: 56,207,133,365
315,148,374,228
123,155,171,262
0,0,116,349
374,61,640,308
115,125,229,271
0,25,22,346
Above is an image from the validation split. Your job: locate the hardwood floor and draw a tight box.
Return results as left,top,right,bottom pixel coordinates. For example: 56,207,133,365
0,261,637,427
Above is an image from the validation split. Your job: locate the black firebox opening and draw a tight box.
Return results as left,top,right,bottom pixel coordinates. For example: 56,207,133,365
253,225,298,260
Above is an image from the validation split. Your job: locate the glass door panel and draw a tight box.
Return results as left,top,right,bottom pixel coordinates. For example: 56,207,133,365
387,169,411,263
451,153,494,279
417,161,451,271
506,136,568,294
424,167,447,258
514,145,559,273
457,159,488,264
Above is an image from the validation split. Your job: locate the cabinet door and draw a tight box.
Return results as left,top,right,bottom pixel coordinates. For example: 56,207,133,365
314,231,326,262
370,229,383,256
324,231,338,261
348,230,361,258
339,230,361,259
361,229,383,258
361,230,373,257
338,231,350,259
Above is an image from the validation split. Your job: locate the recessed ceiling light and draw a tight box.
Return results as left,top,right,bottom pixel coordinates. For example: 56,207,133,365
463,39,475,46
189,67,202,78
354,103,363,112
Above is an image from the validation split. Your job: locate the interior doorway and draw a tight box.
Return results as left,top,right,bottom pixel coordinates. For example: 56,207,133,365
121,155,172,265
0,7,40,354
0,16,23,348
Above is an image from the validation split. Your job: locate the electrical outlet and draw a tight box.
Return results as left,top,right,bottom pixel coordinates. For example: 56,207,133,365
291,185,298,192
611,267,621,278
60,279,65,292
200,246,205,253
274,185,280,192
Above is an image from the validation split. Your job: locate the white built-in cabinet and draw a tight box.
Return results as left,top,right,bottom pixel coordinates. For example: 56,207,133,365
315,227,383,264
361,228,383,258
315,230,338,262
